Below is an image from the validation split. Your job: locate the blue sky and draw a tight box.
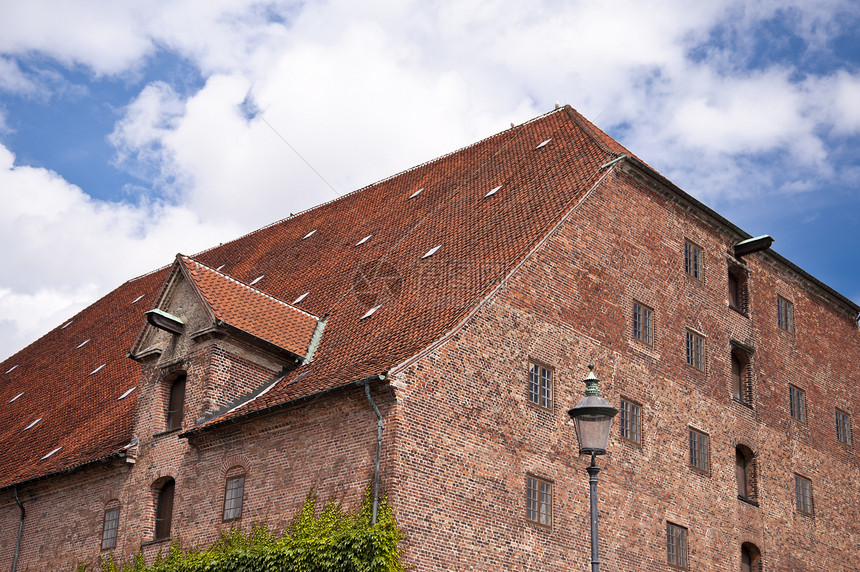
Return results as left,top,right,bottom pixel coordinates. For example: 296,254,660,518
1,0,859,360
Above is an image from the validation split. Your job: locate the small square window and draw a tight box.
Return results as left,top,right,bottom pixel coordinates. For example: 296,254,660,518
632,302,654,345
223,475,245,521
795,474,813,515
526,476,552,528
689,428,709,474
101,507,120,550
685,330,705,371
836,409,852,446
789,385,806,422
777,296,794,332
684,241,704,280
667,522,688,569
619,398,642,445
528,362,553,410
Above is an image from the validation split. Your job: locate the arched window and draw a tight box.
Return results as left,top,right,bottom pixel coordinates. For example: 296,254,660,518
735,445,757,503
166,374,186,431
741,542,762,572
155,479,175,540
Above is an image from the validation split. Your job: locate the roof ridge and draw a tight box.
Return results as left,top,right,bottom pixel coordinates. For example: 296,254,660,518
180,255,320,321
189,107,569,257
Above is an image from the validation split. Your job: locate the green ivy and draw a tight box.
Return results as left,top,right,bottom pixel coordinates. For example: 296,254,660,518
99,487,405,572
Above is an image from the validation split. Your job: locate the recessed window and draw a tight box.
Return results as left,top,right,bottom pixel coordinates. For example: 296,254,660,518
684,241,703,280
728,265,748,313
777,296,794,332
166,375,186,431
666,522,688,569
528,362,553,410
101,507,120,550
155,479,175,540
685,330,705,371
619,398,642,445
632,302,653,345
735,445,757,503
731,349,752,405
836,409,852,445
741,542,762,572
689,428,710,474
526,476,552,528
789,385,806,422
223,475,246,521
795,474,813,515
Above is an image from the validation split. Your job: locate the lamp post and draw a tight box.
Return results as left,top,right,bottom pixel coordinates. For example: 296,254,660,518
568,365,618,572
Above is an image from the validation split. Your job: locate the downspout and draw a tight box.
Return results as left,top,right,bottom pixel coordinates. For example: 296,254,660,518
364,379,384,525
11,486,24,572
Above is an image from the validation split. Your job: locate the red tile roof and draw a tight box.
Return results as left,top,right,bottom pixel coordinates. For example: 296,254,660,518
177,255,320,358
0,106,622,487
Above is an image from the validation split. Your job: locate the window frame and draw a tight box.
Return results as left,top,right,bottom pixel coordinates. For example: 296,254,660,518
166,374,186,431
222,474,246,522
836,409,852,446
777,295,795,333
632,301,654,346
666,522,688,569
794,474,813,515
101,506,120,551
688,427,710,475
525,475,553,529
527,361,553,411
685,330,706,372
789,385,807,423
727,263,749,314
684,240,704,281
730,347,753,406
619,397,642,446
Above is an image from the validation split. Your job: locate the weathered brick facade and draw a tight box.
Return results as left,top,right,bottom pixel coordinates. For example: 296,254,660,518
1,107,857,570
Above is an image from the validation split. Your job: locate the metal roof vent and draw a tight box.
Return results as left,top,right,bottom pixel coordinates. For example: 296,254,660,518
422,245,442,259
303,229,318,240
536,138,552,149
118,387,137,400
130,295,145,304
356,235,372,246
9,392,24,403
250,275,264,285
409,188,424,199
61,321,73,329
293,292,309,304
24,418,42,431
76,339,90,349
361,305,382,320
5,365,18,374
41,447,62,460
485,185,502,198
90,364,106,375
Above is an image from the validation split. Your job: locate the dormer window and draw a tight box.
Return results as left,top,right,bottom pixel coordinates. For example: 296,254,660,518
166,374,186,431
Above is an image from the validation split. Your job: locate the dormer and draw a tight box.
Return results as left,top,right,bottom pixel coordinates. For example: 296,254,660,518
128,254,325,433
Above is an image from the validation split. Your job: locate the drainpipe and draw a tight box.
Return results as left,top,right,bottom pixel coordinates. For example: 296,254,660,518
11,486,24,572
364,379,384,525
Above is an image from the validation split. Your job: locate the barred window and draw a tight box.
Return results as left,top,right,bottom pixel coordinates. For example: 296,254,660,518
789,385,806,422
777,296,794,332
223,475,245,521
795,474,813,515
689,428,709,473
619,398,642,445
633,302,654,345
526,476,552,528
684,241,703,280
685,330,705,371
101,507,120,550
667,522,688,569
836,409,852,445
528,362,553,410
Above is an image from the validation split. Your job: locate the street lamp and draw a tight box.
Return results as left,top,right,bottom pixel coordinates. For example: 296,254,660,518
568,364,618,572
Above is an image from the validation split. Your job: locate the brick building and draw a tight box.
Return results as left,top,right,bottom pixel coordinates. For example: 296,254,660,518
1,106,858,570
